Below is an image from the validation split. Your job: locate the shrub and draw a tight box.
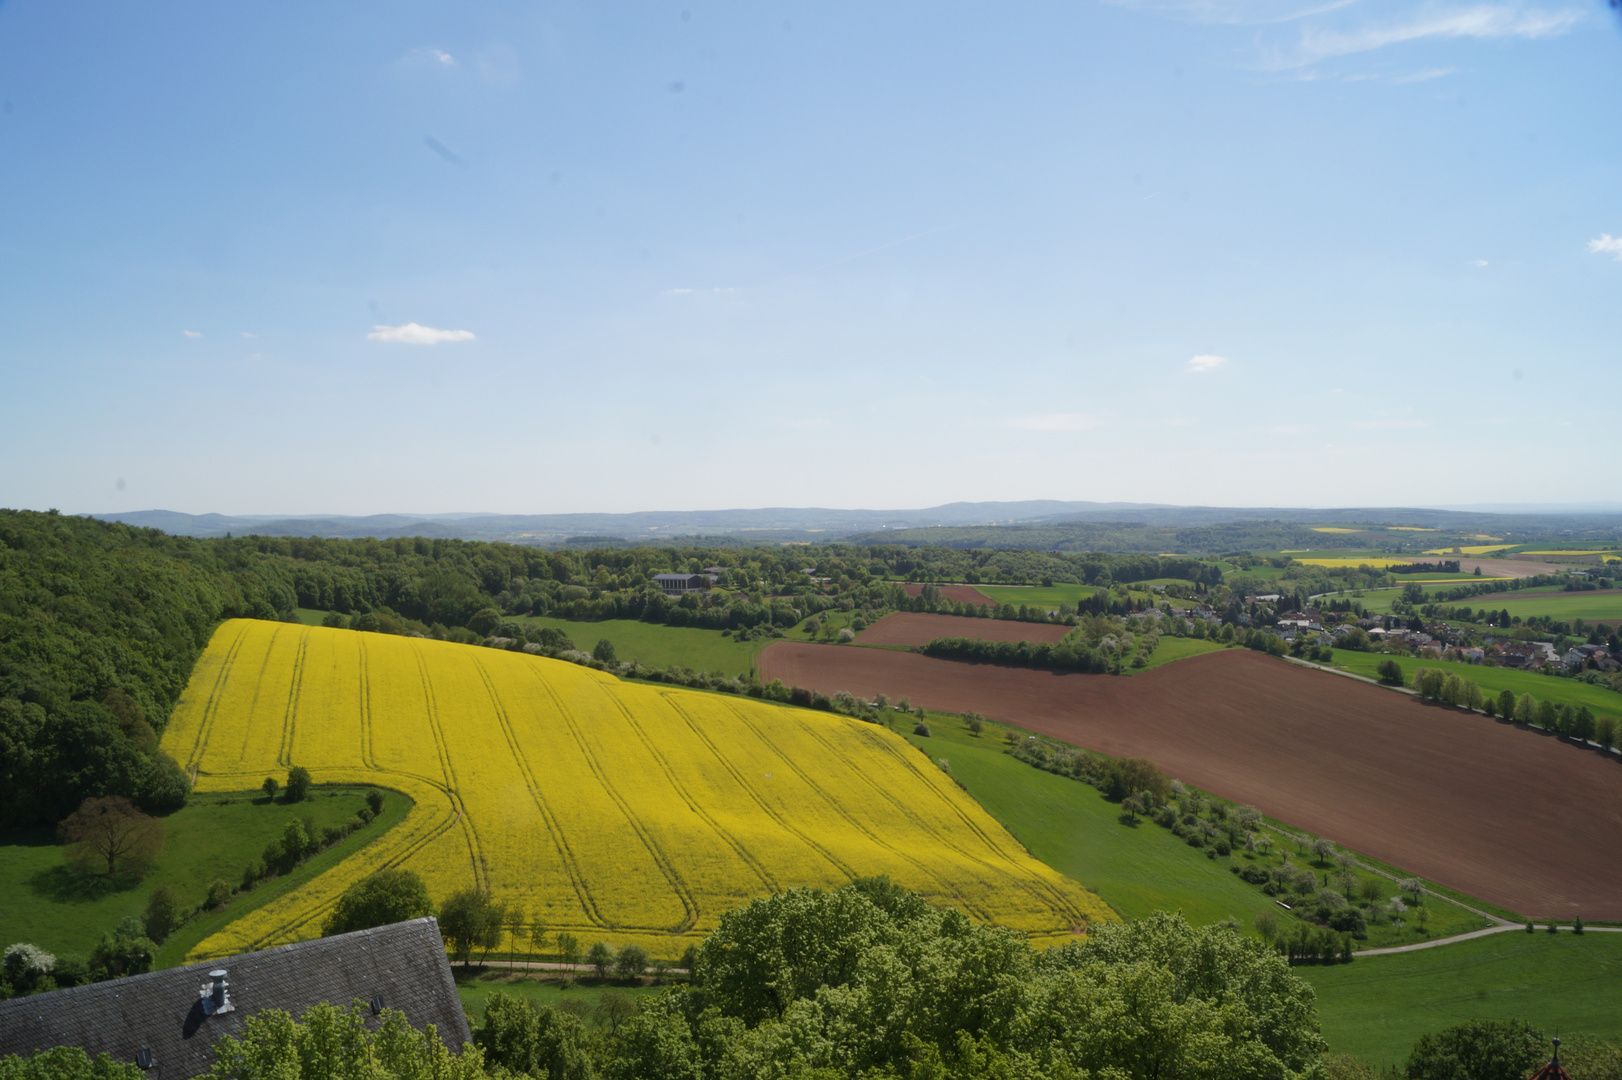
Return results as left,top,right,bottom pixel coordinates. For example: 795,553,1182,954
614,943,649,980
1402,1018,1544,1080
142,885,182,943
285,765,312,802
366,789,385,815
204,879,233,910
913,721,932,737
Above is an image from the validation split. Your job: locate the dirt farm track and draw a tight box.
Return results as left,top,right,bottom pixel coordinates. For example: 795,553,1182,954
758,644,1622,920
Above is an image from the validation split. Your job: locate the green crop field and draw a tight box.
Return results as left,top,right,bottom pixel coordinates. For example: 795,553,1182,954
509,615,769,676
454,971,665,1023
975,584,1101,607
1134,637,1228,671
0,786,399,964
1453,587,1622,623
1326,650,1622,719
293,607,327,625
1302,930,1622,1066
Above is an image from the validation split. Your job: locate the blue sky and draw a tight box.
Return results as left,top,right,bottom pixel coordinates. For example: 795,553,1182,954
1,0,1617,515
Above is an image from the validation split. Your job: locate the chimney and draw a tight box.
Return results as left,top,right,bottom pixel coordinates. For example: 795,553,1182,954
199,969,234,1015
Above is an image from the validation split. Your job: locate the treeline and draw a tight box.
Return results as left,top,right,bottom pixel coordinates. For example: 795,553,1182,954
919,636,1114,673
1388,560,1461,574
1416,668,1620,748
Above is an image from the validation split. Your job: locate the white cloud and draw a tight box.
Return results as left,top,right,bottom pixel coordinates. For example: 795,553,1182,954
1588,234,1622,260
1470,259,1489,266
367,322,476,344
182,330,201,338
401,47,456,68
240,331,258,338
1276,5,1583,68
1008,413,1099,431
1186,354,1228,373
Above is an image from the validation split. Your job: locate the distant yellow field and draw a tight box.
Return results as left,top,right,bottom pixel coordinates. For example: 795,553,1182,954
162,621,1109,960
1518,550,1621,557
1310,527,1362,534
1387,526,1437,532
1422,545,1515,555
1293,557,1413,568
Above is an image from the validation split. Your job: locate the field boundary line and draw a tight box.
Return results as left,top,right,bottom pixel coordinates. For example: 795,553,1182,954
850,725,1097,931
708,698,967,909
1283,655,1416,694
236,625,285,763
664,694,859,880
187,767,464,953
598,684,781,895
794,719,1012,925
524,663,700,933
474,658,612,929
358,634,376,770
185,621,250,772
415,649,488,893
277,632,308,766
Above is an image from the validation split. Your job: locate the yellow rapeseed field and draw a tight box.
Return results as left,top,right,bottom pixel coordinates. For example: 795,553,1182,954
162,621,1111,960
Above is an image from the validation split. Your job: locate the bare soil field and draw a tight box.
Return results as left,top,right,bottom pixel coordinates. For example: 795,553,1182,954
902,582,997,605
1448,557,1571,578
858,612,1072,647
758,643,1622,920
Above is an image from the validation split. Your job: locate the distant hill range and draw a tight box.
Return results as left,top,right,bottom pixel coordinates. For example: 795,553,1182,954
87,502,1622,549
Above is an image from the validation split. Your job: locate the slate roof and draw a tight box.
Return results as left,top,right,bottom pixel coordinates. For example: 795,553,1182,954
0,918,469,1080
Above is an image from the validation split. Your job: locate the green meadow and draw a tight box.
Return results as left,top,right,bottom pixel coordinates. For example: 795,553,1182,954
0,787,400,965
509,615,768,676
1302,930,1622,1066
454,970,665,1023
1451,586,1622,623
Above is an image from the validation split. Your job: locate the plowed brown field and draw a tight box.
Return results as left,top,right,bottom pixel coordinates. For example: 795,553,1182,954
758,643,1622,920
857,612,1072,647
903,583,996,605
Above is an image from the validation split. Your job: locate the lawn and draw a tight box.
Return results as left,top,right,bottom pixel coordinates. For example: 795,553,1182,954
453,970,665,1024
293,607,326,626
1302,930,1622,1067
1326,649,1622,719
0,786,398,963
508,615,768,677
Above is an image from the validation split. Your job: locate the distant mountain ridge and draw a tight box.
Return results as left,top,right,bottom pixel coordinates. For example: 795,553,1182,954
84,502,1622,546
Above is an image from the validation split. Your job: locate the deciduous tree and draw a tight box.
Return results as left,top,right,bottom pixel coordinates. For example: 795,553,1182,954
323,868,433,936
56,796,163,877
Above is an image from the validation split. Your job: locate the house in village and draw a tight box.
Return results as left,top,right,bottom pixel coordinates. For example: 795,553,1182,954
653,572,713,595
